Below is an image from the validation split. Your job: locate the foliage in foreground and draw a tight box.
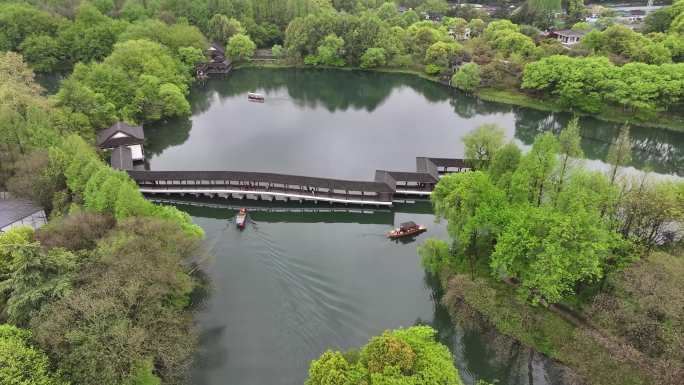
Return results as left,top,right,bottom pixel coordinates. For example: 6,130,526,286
0,216,201,385
0,48,206,385
305,326,463,385
421,123,684,305
0,324,66,385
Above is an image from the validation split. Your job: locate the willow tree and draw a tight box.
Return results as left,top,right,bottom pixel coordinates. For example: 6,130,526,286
555,117,584,202
607,125,633,185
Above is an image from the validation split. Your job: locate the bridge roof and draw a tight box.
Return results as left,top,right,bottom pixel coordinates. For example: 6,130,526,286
427,157,470,168
385,171,438,183
128,170,395,193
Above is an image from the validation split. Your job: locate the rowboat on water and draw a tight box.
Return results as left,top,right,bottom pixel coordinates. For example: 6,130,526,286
236,208,248,229
248,92,265,102
387,221,427,239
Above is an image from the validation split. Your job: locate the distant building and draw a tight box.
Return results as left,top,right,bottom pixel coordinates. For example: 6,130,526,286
0,193,47,233
449,26,472,41
550,29,590,46
616,9,647,24
96,122,145,163
197,42,233,78
423,12,444,21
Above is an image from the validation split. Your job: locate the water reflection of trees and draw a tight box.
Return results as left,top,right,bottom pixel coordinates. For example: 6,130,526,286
143,117,192,157
422,271,580,385
192,68,456,114
515,111,684,176
155,68,683,176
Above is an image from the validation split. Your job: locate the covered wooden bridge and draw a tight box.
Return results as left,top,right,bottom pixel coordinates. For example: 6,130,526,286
129,170,396,206
126,157,471,207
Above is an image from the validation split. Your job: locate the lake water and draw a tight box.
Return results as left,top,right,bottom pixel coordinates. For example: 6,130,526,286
145,68,683,385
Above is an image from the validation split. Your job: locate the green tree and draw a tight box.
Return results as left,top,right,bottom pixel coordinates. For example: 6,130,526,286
227,33,257,61
31,218,200,385
462,124,505,170
272,44,284,58
57,4,128,65
178,46,206,75
606,125,632,185
0,3,60,52
118,19,207,54
451,63,481,93
431,172,507,278
425,41,462,72
360,47,387,68
0,324,65,385
208,14,245,43
305,326,463,385
566,0,585,24
491,204,615,305
56,39,190,125
0,232,79,326
19,35,62,73
489,142,522,191
555,116,584,201
644,8,673,33
418,238,451,274
511,132,559,206
316,33,346,66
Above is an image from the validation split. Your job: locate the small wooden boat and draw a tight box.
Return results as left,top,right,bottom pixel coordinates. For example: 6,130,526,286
387,221,427,239
247,92,265,102
236,208,248,229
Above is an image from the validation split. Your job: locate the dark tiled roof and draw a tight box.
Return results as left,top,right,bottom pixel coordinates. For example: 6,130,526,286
96,122,145,148
553,29,590,38
111,146,133,170
0,198,43,229
386,171,438,183
209,42,225,55
128,170,395,193
428,157,470,168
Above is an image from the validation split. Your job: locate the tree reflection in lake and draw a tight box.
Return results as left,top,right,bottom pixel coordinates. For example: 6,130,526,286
146,68,683,178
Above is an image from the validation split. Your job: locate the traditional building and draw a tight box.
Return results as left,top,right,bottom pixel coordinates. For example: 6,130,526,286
96,122,145,162
197,42,233,78
550,29,590,46
0,193,47,233
449,26,472,41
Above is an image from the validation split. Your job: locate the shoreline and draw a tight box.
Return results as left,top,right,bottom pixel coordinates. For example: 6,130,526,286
438,270,651,385
235,61,684,133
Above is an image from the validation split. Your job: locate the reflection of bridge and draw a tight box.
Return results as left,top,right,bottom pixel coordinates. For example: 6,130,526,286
127,157,471,207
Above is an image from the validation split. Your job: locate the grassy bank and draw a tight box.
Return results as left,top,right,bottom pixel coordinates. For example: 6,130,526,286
236,60,684,133
439,246,684,385
477,88,684,133
441,272,650,385
235,60,439,81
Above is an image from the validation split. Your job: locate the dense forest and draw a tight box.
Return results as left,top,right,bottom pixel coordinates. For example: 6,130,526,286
1,1,683,385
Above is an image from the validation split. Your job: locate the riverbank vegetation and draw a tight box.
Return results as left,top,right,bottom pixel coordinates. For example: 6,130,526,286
0,50,205,385
1,1,683,384
419,122,683,384
3,0,684,131
304,326,464,385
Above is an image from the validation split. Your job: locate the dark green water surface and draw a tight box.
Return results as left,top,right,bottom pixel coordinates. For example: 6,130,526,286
144,68,683,385
145,68,683,178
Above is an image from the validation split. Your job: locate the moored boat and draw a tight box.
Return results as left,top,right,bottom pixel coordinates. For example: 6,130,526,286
387,221,426,239
247,92,265,102
236,208,248,229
